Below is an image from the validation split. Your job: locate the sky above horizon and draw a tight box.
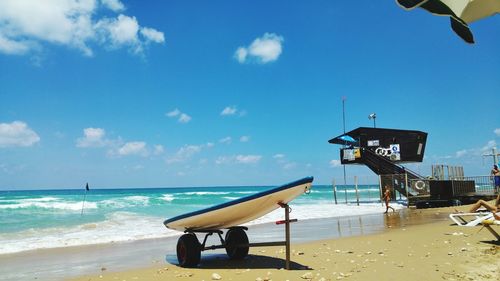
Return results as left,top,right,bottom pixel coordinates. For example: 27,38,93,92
1,0,499,189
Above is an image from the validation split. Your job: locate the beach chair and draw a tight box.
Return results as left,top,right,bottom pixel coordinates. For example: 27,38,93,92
449,212,500,241
449,212,494,226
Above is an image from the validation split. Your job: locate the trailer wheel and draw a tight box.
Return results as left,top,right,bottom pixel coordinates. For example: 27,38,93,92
225,228,249,259
176,233,201,267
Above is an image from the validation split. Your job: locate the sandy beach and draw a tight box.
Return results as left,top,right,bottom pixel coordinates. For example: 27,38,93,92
66,204,499,281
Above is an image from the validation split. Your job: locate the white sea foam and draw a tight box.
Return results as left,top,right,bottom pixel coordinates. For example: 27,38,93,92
0,196,59,203
161,194,175,202
99,196,150,208
182,191,231,195
234,191,258,194
244,202,405,226
0,212,178,255
0,200,97,211
123,196,149,205
179,191,259,197
0,201,403,255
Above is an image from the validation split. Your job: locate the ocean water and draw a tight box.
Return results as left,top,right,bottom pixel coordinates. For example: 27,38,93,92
0,183,399,255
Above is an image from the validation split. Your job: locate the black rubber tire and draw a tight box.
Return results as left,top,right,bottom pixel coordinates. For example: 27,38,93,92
176,233,201,267
225,228,249,259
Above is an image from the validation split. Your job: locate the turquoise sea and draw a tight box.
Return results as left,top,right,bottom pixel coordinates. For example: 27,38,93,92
0,183,395,255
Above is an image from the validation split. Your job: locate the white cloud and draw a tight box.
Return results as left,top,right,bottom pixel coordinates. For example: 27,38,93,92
240,136,250,142
140,27,165,43
221,106,237,116
220,106,246,117
273,154,285,159
117,141,148,156
0,121,40,148
206,142,214,148
494,128,500,137
234,47,247,63
236,155,262,164
0,0,164,57
166,144,203,164
219,137,232,144
273,153,287,165
271,153,298,169
133,164,143,170
95,14,142,54
455,149,467,158
481,140,497,152
166,108,180,117
178,113,192,123
101,14,139,45
165,108,192,123
166,109,191,123
0,33,32,55
235,33,284,64
102,0,125,12
451,140,497,159
330,160,342,167
0,0,96,56
76,127,108,147
283,162,297,170
215,156,232,165
154,144,164,155
215,154,262,165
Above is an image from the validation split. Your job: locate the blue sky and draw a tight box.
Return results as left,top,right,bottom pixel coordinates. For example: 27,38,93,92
0,0,499,189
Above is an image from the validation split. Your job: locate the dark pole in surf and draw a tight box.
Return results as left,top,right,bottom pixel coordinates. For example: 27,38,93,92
81,183,89,216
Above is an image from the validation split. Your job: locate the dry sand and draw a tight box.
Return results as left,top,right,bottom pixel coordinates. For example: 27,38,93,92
69,205,499,281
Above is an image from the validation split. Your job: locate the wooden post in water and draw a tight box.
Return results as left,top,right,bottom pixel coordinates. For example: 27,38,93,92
378,175,383,206
354,176,359,206
333,179,338,204
405,172,409,207
344,183,348,204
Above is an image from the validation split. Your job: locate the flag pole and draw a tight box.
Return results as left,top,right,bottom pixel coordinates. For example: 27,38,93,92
342,97,347,202
81,183,89,216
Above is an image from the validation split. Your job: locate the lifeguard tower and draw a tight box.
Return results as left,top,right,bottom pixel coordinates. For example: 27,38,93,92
329,127,479,207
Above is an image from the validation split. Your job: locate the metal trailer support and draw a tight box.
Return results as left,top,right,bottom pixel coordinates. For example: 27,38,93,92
183,202,298,270
277,202,292,269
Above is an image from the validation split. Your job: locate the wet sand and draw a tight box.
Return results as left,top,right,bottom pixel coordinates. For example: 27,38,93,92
2,204,498,281
67,204,499,281
1,210,395,281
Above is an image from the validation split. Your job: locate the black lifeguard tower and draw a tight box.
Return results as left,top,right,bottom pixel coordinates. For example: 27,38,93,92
328,127,428,197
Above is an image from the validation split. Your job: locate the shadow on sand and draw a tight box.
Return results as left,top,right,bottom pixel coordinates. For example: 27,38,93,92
481,240,500,246
166,253,311,270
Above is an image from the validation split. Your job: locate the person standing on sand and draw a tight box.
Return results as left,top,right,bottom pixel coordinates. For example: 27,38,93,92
491,164,500,192
383,185,395,213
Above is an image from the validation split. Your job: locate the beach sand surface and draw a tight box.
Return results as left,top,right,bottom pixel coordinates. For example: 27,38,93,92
68,204,499,281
